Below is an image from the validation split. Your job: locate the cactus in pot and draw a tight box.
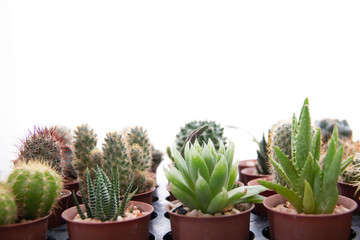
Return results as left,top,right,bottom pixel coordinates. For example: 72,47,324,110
165,139,266,214
315,118,352,144
259,98,353,214
7,160,63,220
0,183,17,225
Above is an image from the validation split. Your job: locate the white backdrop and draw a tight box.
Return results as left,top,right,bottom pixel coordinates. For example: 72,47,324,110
1,0,360,180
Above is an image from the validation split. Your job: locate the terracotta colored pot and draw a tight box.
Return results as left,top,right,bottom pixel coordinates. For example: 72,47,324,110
48,189,72,228
240,167,271,185
338,181,360,214
263,194,357,240
131,187,156,204
62,201,153,240
64,179,79,207
0,213,50,240
238,159,257,183
166,200,254,240
247,177,276,217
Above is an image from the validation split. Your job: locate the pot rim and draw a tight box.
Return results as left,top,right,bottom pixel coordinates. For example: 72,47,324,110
165,200,254,220
132,186,156,196
64,178,79,186
61,200,154,225
338,180,359,188
60,188,72,198
0,212,51,229
240,167,271,177
247,176,273,186
263,194,357,218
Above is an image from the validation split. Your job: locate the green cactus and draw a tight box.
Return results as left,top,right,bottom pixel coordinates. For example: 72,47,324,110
174,121,226,152
341,153,360,183
0,183,17,225
102,132,132,193
75,167,136,221
316,118,352,144
73,124,100,184
125,126,152,167
255,134,271,175
150,146,163,173
7,160,62,220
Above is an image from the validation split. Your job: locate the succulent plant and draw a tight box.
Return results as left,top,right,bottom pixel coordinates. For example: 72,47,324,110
315,118,352,144
255,134,271,175
165,139,266,214
259,98,353,214
0,183,17,225
75,167,136,222
150,146,163,173
174,121,226,152
7,160,62,220
73,124,100,183
125,126,152,168
341,153,360,183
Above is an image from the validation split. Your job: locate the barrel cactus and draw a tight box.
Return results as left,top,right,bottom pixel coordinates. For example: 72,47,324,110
0,183,17,225
7,160,62,220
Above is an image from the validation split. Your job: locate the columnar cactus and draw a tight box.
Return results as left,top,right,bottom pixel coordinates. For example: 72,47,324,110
7,160,62,220
125,126,152,168
0,184,17,225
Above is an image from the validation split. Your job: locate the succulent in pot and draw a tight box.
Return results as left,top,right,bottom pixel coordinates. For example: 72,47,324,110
62,166,153,240
259,98,357,240
165,139,266,240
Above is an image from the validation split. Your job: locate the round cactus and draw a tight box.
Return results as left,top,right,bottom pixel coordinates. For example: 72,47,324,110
0,184,17,225
7,161,62,220
174,120,226,151
341,153,360,183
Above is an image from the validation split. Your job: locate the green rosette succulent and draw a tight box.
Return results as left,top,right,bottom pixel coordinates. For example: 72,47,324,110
165,139,266,214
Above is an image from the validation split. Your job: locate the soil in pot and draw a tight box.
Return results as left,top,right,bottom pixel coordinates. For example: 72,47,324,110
247,177,276,217
48,189,72,228
240,167,271,185
0,213,51,240
166,200,254,240
238,159,257,183
62,201,153,240
263,194,358,240
338,181,360,214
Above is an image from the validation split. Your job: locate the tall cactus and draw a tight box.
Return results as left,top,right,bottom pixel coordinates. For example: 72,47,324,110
7,160,62,220
0,183,17,225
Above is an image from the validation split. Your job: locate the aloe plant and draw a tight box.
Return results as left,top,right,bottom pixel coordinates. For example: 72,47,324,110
259,98,353,214
165,139,266,214
74,167,137,222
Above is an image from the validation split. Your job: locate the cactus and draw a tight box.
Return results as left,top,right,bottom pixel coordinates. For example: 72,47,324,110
7,160,62,220
174,121,226,152
315,118,352,144
0,183,17,225
165,139,266,214
73,124,100,184
75,167,136,221
255,134,271,175
259,98,353,214
341,153,360,183
125,126,152,167
268,120,292,186
150,146,163,173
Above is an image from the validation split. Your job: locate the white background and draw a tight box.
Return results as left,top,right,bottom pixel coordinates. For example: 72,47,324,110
1,0,360,180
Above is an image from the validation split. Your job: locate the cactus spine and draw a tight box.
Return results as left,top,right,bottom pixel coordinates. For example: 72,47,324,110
7,160,62,220
0,184,17,225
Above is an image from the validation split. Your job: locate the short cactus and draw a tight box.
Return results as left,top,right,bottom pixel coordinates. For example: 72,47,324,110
7,160,62,220
125,126,152,168
0,183,17,225
174,121,226,152
150,146,163,173
315,118,352,144
341,153,360,183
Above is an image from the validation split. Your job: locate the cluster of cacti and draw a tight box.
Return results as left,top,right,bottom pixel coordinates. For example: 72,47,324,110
259,98,353,214
149,146,163,173
267,120,292,186
341,153,360,183
15,126,78,181
165,139,266,214
315,118,352,144
4,160,62,222
73,124,102,184
255,134,271,175
174,121,226,152
102,127,155,194
0,183,17,225
75,167,136,222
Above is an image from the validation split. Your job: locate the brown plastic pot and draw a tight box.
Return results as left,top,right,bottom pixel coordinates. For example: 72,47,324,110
64,179,79,207
165,200,254,240
48,189,72,228
240,167,271,185
238,159,257,183
338,181,360,214
0,213,50,240
247,177,276,217
130,187,156,204
62,201,153,240
263,194,357,240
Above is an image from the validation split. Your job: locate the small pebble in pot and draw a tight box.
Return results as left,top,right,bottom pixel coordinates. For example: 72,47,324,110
176,206,187,215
